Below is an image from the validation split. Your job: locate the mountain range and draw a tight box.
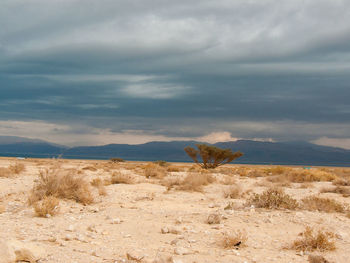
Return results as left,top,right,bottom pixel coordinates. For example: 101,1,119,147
0,136,349,166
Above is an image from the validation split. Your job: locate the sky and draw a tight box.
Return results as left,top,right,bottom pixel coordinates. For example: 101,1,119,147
1,0,350,148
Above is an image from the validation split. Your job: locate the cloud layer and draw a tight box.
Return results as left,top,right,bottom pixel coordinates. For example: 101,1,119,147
1,0,349,148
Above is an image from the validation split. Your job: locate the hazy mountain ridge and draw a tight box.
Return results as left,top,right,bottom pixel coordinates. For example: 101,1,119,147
0,136,349,166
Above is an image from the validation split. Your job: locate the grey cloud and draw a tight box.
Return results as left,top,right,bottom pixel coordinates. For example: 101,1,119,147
0,0,349,146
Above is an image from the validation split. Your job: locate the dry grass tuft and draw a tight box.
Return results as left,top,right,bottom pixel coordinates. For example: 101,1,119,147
247,188,298,210
320,186,350,197
111,171,134,184
223,185,242,199
220,175,236,185
285,170,338,183
33,196,60,217
177,173,215,192
166,165,181,172
332,178,350,186
308,254,332,263
28,168,94,205
91,178,107,196
144,163,167,179
220,230,248,249
291,227,336,252
264,166,291,175
161,176,182,191
8,163,26,174
301,196,345,213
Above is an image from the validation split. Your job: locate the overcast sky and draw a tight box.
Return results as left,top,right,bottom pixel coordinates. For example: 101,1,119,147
1,0,350,148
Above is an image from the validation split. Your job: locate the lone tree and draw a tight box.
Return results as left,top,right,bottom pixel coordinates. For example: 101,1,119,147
184,144,243,169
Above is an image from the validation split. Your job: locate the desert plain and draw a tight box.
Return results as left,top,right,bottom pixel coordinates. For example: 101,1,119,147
0,157,350,263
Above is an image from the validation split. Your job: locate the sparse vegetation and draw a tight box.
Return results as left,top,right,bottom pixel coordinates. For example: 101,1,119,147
332,178,350,186
223,185,242,199
0,167,10,177
144,163,167,179
110,157,125,163
111,171,134,184
153,160,167,167
220,230,248,249
247,188,298,210
301,196,345,213
91,178,107,196
33,196,60,217
28,168,94,205
320,186,350,197
184,144,243,169
0,163,26,177
290,227,336,252
177,172,215,192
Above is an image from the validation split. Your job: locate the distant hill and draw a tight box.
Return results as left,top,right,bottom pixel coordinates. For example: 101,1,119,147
0,137,349,166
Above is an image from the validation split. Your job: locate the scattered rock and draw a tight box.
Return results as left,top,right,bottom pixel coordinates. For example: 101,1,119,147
6,240,45,263
174,247,191,255
206,213,221,224
126,251,144,261
111,218,122,224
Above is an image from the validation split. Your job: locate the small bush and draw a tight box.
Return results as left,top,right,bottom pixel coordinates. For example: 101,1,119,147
264,166,291,175
110,158,125,163
177,173,215,192
291,227,336,252
223,185,242,199
320,186,350,197
166,165,181,172
332,178,350,186
144,163,167,179
161,177,182,191
8,163,26,174
153,160,168,167
91,178,107,196
33,196,60,217
286,170,337,183
220,230,247,249
29,168,94,205
247,188,298,210
301,196,345,213
111,172,134,184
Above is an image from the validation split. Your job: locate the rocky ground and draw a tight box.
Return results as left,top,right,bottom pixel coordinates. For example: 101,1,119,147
0,157,349,263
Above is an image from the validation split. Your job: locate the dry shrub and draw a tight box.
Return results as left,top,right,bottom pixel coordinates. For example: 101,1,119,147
308,254,331,263
223,185,242,199
220,175,236,185
177,173,215,192
291,227,336,252
29,168,94,205
33,196,60,217
286,170,338,183
264,166,291,175
0,167,10,178
247,188,298,210
332,178,350,186
111,171,134,184
247,169,266,178
320,186,350,197
217,167,234,175
166,165,181,172
144,163,167,179
235,167,249,177
301,196,345,213
91,178,107,196
161,177,182,191
8,163,26,174
220,230,248,249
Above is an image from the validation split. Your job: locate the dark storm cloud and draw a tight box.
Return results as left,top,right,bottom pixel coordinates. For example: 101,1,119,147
0,0,350,146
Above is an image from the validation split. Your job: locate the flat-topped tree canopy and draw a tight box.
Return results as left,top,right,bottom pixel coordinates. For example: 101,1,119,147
184,144,243,169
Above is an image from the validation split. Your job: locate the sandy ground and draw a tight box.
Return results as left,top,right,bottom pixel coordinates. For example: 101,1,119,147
0,157,349,263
